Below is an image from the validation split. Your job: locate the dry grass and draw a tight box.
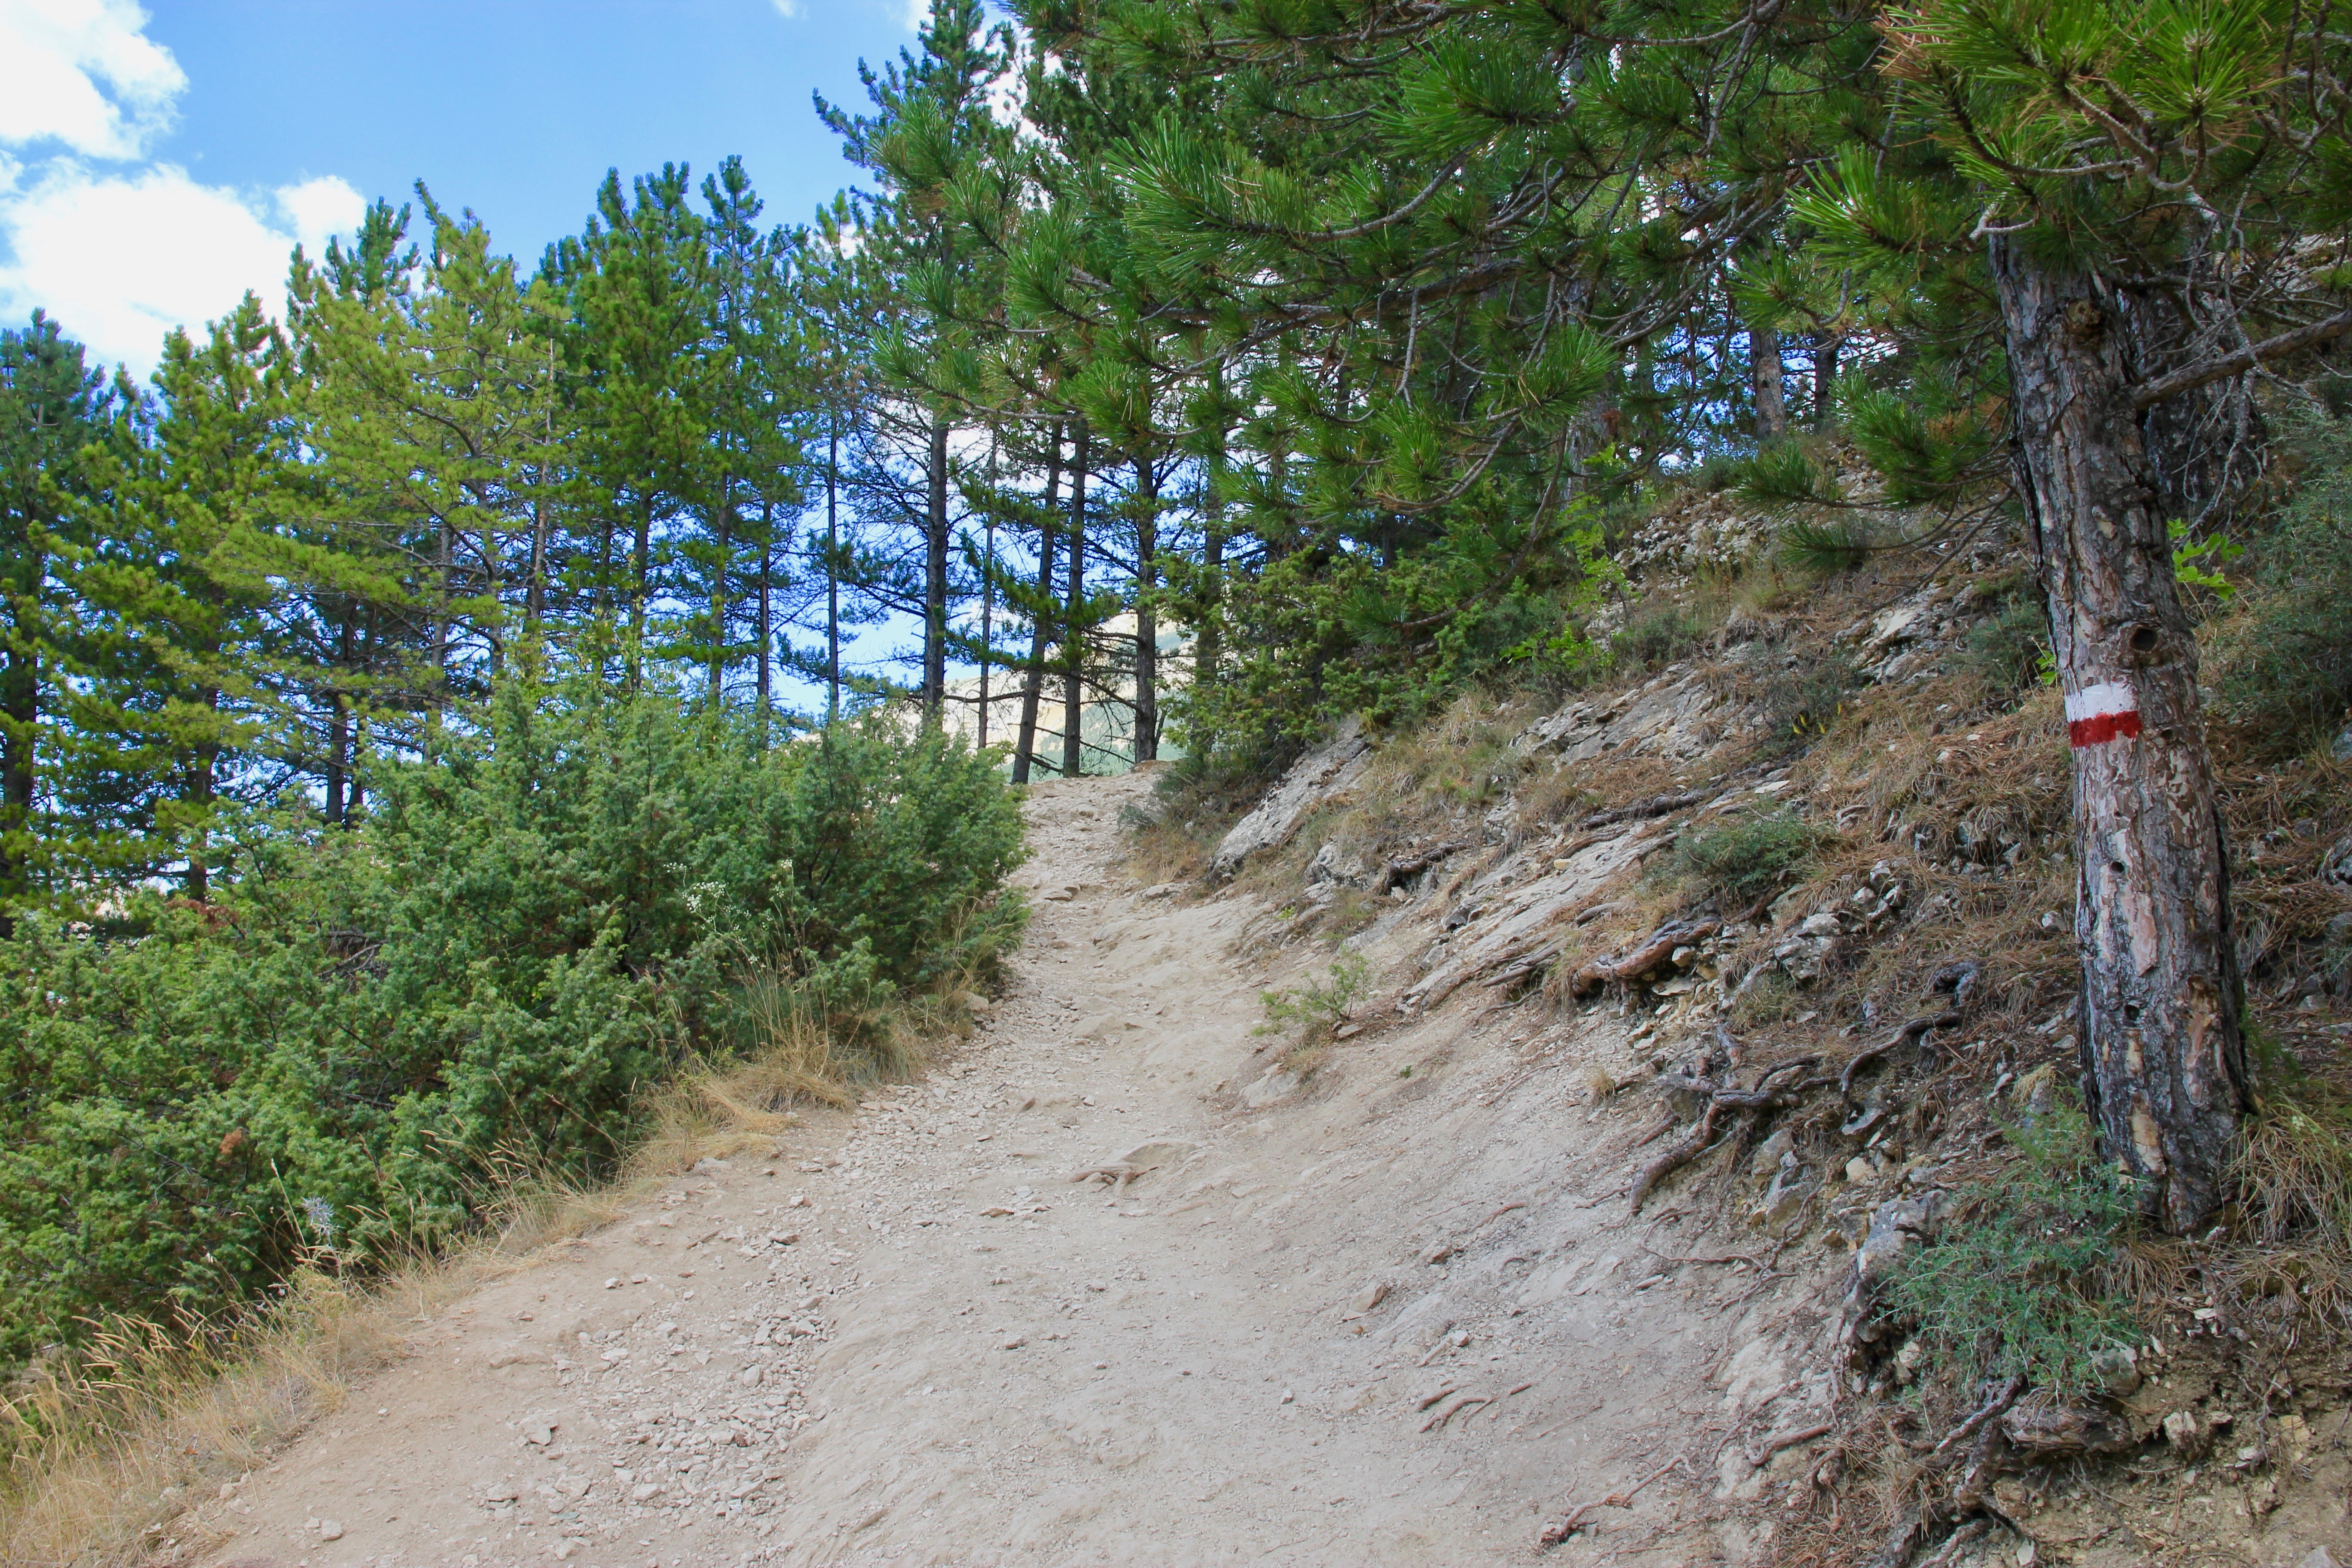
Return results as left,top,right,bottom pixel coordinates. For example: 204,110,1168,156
0,1268,421,1568
0,1136,681,1566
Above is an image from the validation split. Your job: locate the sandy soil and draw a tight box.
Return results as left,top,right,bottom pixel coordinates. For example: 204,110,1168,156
188,771,1824,1568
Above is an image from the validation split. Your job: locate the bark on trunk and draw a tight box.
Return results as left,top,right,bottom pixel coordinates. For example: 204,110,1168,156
1990,240,2249,1233
1012,425,1062,785
756,500,773,731
1751,326,1786,438
923,415,951,725
826,423,841,724
1811,335,1839,430
1133,451,1159,764
0,625,35,937
325,612,353,825
1063,424,1089,779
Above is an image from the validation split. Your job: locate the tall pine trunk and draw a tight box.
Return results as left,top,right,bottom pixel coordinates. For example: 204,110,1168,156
1012,424,1062,784
1132,452,1159,764
325,610,353,825
0,586,36,937
756,500,773,739
1811,335,1839,430
629,496,652,687
1063,424,1088,779
826,421,841,724
923,415,951,725
1990,240,2249,1233
1750,326,1786,438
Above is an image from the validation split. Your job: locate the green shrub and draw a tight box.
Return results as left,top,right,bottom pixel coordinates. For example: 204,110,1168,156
0,679,1025,1360
2213,407,2352,752
1662,810,1825,907
1757,652,1861,751
1255,952,1372,1041
1885,1100,2140,1398
1962,593,2050,698
1611,605,1708,670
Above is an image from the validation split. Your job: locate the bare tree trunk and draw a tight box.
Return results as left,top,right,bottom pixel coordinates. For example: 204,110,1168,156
1133,451,1159,764
923,415,951,725
756,500,773,740
1812,334,1839,430
826,420,841,724
710,488,731,709
0,589,37,937
1751,326,1787,438
1012,423,1061,784
186,687,219,902
325,611,353,825
1063,423,1088,779
628,496,651,689
1990,240,2250,1233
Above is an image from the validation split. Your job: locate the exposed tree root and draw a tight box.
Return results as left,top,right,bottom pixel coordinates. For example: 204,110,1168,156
1579,790,1708,829
1568,917,1720,999
1537,1453,1693,1546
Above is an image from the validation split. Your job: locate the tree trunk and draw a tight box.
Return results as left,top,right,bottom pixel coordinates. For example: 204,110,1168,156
923,414,951,725
1133,451,1159,764
325,611,353,825
826,421,841,724
756,500,773,738
629,495,652,687
1812,334,1839,430
1751,326,1787,438
1012,423,1062,785
1990,239,2250,1234
0,602,36,938
710,490,731,708
1063,424,1088,779
1194,472,1225,756
186,689,219,902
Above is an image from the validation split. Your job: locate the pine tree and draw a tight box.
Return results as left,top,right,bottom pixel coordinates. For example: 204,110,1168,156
1790,0,2352,1230
68,296,295,898
0,314,119,928
818,0,1019,722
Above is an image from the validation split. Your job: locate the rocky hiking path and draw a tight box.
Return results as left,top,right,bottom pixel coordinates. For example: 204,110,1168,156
189,771,1808,1568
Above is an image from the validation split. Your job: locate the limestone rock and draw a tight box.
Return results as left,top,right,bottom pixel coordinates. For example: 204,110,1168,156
1210,718,1372,880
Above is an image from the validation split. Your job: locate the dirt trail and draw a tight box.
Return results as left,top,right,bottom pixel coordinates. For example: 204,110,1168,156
189,772,1805,1568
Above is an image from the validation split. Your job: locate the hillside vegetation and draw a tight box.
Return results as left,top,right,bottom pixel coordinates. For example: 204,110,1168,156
8,2,2352,1563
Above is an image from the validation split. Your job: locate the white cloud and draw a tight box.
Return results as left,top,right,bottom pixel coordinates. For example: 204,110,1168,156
0,2,366,374
0,163,363,372
0,0,185,159
769,0,804,16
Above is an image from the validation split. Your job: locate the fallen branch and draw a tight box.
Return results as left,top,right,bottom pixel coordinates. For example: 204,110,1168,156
1580,790,1706,829
1538,1453,1692,1546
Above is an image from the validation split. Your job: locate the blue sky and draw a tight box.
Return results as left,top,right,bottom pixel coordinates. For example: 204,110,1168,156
2,0,957,708
0,0,922,373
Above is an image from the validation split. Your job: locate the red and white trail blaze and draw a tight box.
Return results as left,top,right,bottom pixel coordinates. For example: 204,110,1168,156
2065,681,2142,748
